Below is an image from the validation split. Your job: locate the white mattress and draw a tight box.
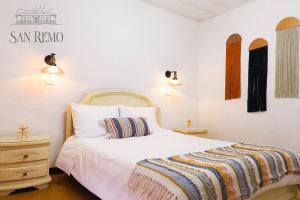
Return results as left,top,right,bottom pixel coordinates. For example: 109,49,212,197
55,128,300,200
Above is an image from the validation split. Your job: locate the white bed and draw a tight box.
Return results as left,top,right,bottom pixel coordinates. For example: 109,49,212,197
56,129,234,200
56,90,300,200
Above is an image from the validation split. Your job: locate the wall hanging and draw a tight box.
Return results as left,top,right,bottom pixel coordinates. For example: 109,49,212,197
275,16,300,98
247,38,268,112
225,33,242,100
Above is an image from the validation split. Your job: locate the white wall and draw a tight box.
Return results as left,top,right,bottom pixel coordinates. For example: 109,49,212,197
197,0,300,154
0,0,200,166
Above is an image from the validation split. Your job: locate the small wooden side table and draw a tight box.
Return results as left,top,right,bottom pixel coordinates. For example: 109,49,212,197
0,135,51,196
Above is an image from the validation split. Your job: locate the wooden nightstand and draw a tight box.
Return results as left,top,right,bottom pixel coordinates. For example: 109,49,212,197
173,128,208,137
0,135,51,196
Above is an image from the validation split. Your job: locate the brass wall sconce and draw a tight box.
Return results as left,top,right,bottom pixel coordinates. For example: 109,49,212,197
41,53,64,75
165,70,182,86
40,53,64,85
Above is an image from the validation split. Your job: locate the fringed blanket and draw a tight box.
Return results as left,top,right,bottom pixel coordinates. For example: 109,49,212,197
128,143,300,200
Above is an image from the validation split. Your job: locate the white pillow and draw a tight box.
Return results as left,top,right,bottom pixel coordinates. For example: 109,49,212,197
118,105,159,132
71,103,119,137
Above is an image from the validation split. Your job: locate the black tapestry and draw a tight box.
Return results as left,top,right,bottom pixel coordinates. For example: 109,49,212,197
247,46,268,112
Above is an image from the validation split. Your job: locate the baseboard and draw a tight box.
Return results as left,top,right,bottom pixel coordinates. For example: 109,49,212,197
49,167,64,175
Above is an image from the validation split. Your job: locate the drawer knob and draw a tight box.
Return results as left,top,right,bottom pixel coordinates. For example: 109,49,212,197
23,172,27,177
23,154,29,159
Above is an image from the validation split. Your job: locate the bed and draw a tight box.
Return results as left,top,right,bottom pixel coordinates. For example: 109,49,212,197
56,90,300,200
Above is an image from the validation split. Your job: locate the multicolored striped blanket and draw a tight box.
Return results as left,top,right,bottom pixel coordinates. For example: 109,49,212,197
128,143,300,200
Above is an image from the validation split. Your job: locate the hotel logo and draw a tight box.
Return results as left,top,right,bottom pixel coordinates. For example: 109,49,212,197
9,5,64,44
14,5,60,25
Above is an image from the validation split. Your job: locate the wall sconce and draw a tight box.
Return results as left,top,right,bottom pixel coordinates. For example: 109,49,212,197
40,53,64,85
165,71,182,86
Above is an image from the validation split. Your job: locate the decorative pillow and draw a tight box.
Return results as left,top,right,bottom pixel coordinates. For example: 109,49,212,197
71,103,119,137
118,105,159,133
104,118,150,139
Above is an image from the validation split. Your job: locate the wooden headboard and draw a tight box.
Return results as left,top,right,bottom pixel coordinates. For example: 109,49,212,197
65,90,161,139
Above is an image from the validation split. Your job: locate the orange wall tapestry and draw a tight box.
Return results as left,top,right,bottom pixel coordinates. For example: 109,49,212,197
225,33,242,100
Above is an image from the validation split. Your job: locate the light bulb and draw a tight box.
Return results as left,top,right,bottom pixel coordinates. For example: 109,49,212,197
47,65,60,74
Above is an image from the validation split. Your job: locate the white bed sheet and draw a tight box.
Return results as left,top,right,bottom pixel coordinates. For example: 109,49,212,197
55,128,300,200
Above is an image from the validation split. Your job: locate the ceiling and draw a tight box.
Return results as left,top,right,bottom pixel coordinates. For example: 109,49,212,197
141,0,255,22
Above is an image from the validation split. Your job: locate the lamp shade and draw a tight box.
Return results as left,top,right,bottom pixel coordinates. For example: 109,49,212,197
41,65,64,74
169,78,182,86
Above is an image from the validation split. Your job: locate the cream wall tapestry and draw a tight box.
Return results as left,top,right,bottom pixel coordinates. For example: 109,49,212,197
275,17,300,98
247,38,268,112
225,33,242,100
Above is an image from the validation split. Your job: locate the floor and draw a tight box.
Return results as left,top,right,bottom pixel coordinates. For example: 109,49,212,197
0,174,100,200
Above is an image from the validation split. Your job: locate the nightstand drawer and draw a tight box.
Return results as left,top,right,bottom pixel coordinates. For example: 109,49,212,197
0,163,48,182
0,147,48,164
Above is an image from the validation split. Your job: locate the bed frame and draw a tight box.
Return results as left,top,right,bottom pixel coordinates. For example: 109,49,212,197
64,90,299,200
65,90,161,139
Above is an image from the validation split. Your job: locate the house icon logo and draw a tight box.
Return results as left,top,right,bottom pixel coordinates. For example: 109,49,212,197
15,5,60,25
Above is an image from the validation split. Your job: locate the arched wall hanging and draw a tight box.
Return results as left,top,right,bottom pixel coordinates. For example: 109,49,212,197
247,38,268,112
225,33,242,100
275,16,300,98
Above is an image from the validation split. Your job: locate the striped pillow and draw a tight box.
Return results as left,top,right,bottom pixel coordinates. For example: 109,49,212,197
104,118,150,139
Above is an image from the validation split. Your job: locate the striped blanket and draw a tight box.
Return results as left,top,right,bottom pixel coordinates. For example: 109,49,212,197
128,143,300,200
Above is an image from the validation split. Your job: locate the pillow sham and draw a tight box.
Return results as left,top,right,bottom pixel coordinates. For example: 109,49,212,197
71,103,119,137
104,117,150,139
118,105,159,132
